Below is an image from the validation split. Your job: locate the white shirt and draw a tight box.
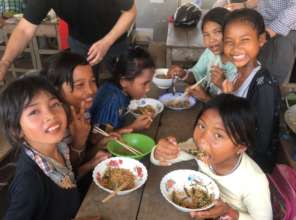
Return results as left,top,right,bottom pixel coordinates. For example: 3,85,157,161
151,138,272,220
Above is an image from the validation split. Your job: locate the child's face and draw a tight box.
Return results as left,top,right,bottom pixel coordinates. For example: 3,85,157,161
193,108,246,169
121,68,154,99
202,21,223,55
62,65,97,110
20,91,67,148
223,21,265,69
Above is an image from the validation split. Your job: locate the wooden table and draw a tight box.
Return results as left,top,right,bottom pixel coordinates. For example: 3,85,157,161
75,84,203,220
166,22,205,67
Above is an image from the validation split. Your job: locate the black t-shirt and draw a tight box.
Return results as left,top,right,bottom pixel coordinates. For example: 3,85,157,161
246,68,280,173
23,0,134,45
5,149,81,220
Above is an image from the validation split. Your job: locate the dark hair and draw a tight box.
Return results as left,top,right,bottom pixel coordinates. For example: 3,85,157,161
41,51,91,91
201,7,230,31
198,94,256,150
0,75,70,148
111,46,155,86
223,8,265,36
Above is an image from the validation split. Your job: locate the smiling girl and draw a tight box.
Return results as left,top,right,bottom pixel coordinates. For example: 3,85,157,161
222,9,281,173
151,94,272,220
0,76,100,220
42,52,110,179
168,7,237,102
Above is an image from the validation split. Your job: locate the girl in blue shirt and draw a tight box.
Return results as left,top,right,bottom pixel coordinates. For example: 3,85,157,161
90,46,155,130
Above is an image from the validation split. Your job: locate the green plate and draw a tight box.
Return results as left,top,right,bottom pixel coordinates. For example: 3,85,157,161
107,133,155,160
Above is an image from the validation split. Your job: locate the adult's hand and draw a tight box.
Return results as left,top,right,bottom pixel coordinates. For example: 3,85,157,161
0,18,38,82
0,60,10,82
87,38,111,66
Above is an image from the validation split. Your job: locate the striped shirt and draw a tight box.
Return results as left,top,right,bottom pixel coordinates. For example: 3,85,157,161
258,0,296,36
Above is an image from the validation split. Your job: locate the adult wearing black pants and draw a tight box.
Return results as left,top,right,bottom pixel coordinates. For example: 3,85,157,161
0,0,136,82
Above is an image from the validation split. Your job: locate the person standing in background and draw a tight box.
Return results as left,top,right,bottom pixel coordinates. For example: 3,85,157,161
0,0,136,83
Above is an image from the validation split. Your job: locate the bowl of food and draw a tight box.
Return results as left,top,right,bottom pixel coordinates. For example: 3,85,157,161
160,169,219,212
128,98,164,118
93,157,148,195
107,133,156,160
153,68,173,89
159,92,196,110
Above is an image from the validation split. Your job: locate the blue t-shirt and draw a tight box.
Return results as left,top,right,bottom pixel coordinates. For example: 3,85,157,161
90,82,130,129
189,48,237,95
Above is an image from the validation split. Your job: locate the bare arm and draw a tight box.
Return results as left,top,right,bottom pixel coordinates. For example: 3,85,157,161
0,18,37,81
103,2,137,47
87,2,137,65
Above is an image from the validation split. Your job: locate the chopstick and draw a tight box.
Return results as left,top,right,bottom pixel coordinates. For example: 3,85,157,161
183,75,207,97
102,182,129,203
92,126,142,156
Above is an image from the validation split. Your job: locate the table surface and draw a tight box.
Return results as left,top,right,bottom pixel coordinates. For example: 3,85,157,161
166,22,204,49
75,84,203,220
75,86,296,220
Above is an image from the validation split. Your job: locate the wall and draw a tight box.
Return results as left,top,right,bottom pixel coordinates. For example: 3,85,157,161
135,0,215,42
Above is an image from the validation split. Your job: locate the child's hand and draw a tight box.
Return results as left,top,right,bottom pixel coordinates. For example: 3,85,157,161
130,115,153,130
222,79,235,93
90,151,110,168
154,137,180,165
70,101,91,148
190,199,239,220
211,65,225,89
167,65,186,78
186,85,210,102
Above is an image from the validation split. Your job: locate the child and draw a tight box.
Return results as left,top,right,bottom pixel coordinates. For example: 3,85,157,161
151,94,272,220
222,8,281,173
0,76,99,220
168,7,237,102
90,46,155,130
42,51,110,177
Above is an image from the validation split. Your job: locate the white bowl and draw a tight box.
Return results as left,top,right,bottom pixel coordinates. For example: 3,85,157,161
93,157,148,195
160,169,220,212
159,92,196,110
153,68,173,89
128,98,164,118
